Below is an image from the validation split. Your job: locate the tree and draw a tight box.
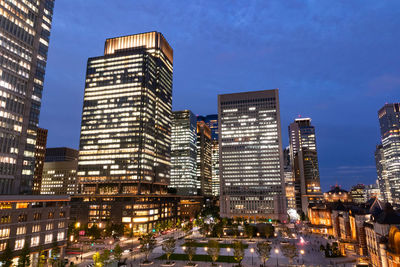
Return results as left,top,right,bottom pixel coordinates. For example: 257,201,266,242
18,242,31,267
183,221,193,236
0,242,13,267
212,222,223,239
265,223,275,238
207,240,220,266
87,225,101,240
281,244,297,265
113,244,123,262
244,224,255,239
139,234,156,263
256,241,271,267
93,252,102,267
161,237,176,264
184,239,196,265
49,243,60,267
232,241,245,266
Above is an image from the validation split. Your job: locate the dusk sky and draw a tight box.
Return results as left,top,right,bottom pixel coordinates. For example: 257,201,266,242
40,1,400,191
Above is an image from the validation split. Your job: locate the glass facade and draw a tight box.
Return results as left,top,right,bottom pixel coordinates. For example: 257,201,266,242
196,121,212,196
197,114,219,196
218,89,285,219
77,32,173,196
289,118,322,213
378,103,400,206
170,110,197,195
0,0,54,194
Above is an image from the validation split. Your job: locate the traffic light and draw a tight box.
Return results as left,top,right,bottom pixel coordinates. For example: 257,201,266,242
268,219,272,222
152,229,155,233
91,243,94,246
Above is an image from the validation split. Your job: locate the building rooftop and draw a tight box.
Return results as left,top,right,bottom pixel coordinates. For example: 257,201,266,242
0,195,70,202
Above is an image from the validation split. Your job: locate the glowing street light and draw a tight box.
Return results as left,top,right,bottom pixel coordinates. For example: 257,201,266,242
204,247,208,252
227,247,231,252
182,246,186,251
250,248,255,265
275,249,279,267
300,249,305,264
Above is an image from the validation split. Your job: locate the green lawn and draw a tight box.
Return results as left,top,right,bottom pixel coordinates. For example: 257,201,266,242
182,242,249,249
157,253,238,263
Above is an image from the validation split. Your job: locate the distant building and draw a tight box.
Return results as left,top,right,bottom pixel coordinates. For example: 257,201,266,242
377,103,400,206
324,185,353,203
0,195,69,264
375,144,390,203
40,147,78,195
350,184,366,204
218,89,286,220
33,128,48,194
364,182,381,201
283,147,296,210
196,121,212,196
45,147,79,162
289,118,323,214
170,110,197,195
197,114,220,197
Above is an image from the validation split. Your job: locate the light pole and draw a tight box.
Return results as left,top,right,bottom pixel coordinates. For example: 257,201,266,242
274,248,279,267
300,249,305,265
250,248,254,266
129,223,133,267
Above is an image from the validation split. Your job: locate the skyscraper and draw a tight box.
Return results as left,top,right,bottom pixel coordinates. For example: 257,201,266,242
170,110,197,195
377,103,400,206
288,117,322,214
197,114,220,197
33,127,48,194
0,0,55,194
375,144,390,202
196,121,212,196
74,32,178,233
218,89,286,220
78,32,173,195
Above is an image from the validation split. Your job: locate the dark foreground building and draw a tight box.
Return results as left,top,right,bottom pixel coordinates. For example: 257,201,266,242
0,195,69,263
73,32,179,233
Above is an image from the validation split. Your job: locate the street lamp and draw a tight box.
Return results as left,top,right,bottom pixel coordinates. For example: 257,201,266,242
129,223,133,267
250,248,254,266
227,247,231,252
257,233,260,238
300,249,305,265
274,248,279,267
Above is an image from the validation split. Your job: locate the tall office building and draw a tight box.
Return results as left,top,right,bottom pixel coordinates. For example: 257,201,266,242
283,146,296,210
170,110,197,195
196,121,212,196
218,89,286,220
0,0,55,194
40,147,78,195
289,117,323,214
375,144,390,202
198,114,220,196
377,103,400,206
33,127,48,194
74,32,178,233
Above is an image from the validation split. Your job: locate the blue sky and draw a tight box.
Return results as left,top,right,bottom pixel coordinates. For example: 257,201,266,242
40,0,400,191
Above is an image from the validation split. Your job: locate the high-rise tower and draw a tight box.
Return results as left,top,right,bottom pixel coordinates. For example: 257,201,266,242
377,103,400,206
218,89,286,220
197,114,220,197
74,32,178,232
78,32,173,195
196,121,212,196
170,110,197,195
288,117,322,214
0,0,55,194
